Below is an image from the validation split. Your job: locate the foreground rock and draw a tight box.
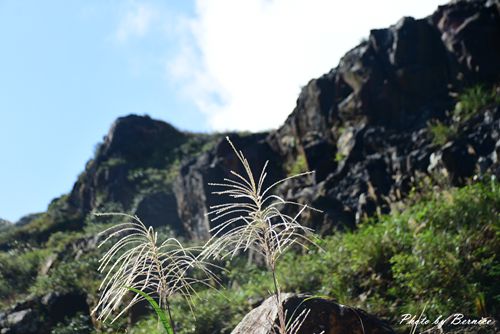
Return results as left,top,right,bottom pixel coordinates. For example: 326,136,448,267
231,294,394,334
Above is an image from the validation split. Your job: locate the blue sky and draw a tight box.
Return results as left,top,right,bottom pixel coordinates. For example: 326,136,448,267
0,0,447,222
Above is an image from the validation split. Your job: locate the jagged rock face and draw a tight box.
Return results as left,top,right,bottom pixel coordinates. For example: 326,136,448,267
11,0,500,245
60,0,499,239
97,114,186,164
68,115,186,229
231,294,395,334
337,17,451,130
261,0,500,231
269,15,454,184
174,133,286,240
433,0,500,84
134,191,183,233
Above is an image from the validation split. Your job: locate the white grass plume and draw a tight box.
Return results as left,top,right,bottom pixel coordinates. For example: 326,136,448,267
201,137,320,269
201,137,321,334
92,213,218,325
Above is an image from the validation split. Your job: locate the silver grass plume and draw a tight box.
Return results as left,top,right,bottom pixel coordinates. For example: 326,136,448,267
201,137,321,334
92,213,218,325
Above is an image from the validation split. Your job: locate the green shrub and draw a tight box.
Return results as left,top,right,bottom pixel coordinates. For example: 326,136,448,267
0,248,49,307
124,180,499,333
454,85,500,122
334,152,346,162
287,152,309,176
30,254,99,296
428,120,457,146
128,167,175,192
428,84,499,147
278,180,499,323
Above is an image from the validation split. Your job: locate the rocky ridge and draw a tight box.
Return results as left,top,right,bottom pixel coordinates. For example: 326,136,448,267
175,0,500,239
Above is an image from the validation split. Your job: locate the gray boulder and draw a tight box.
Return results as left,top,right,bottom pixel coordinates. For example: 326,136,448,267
231,294,394,334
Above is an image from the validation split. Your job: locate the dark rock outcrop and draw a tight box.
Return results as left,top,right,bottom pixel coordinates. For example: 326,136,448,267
433,0,500,84
257,0,500,232
231,294,395,334
41,291,89,324
172,0,500,236
69,115,186,214
0,309,41,334
96,114,186,165
174,133,286,240
134,191,183,233
0,291,90,334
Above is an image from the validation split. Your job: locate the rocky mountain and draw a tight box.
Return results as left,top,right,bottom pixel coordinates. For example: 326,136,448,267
1,0,499,333
175,0,500,239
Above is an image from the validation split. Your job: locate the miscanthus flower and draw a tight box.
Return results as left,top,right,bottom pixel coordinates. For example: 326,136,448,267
92,213,218,326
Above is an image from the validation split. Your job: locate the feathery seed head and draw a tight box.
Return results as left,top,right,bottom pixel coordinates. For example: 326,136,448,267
92,213,218,323
202,137,320,269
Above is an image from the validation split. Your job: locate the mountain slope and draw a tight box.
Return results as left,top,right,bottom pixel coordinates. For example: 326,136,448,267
0,0,499,333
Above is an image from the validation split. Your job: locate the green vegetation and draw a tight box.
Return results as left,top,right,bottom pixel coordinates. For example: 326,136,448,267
127,287,174,334
0,248,49,307
128,179,499,333
0,221,113,310
334,151,346,162
454,85,500,122
1,176,497,333
429,84,499,146
1,165,497,334
127,167,177,193
287,151,309,176
1,128,498,333
29,255,99,296
0,195,83,249
428,120,457,146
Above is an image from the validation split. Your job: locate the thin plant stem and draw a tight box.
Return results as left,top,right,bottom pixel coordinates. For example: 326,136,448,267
165,298,176,334
201,137,322,334
272,268,286,334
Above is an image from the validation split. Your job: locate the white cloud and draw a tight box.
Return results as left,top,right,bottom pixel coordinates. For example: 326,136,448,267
170,0,449,131
116,3,155,42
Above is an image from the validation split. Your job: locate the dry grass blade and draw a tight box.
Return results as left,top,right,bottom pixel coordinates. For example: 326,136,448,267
92,213,218,325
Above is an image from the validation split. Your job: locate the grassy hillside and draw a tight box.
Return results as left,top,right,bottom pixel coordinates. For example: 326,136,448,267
122,178,499,334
